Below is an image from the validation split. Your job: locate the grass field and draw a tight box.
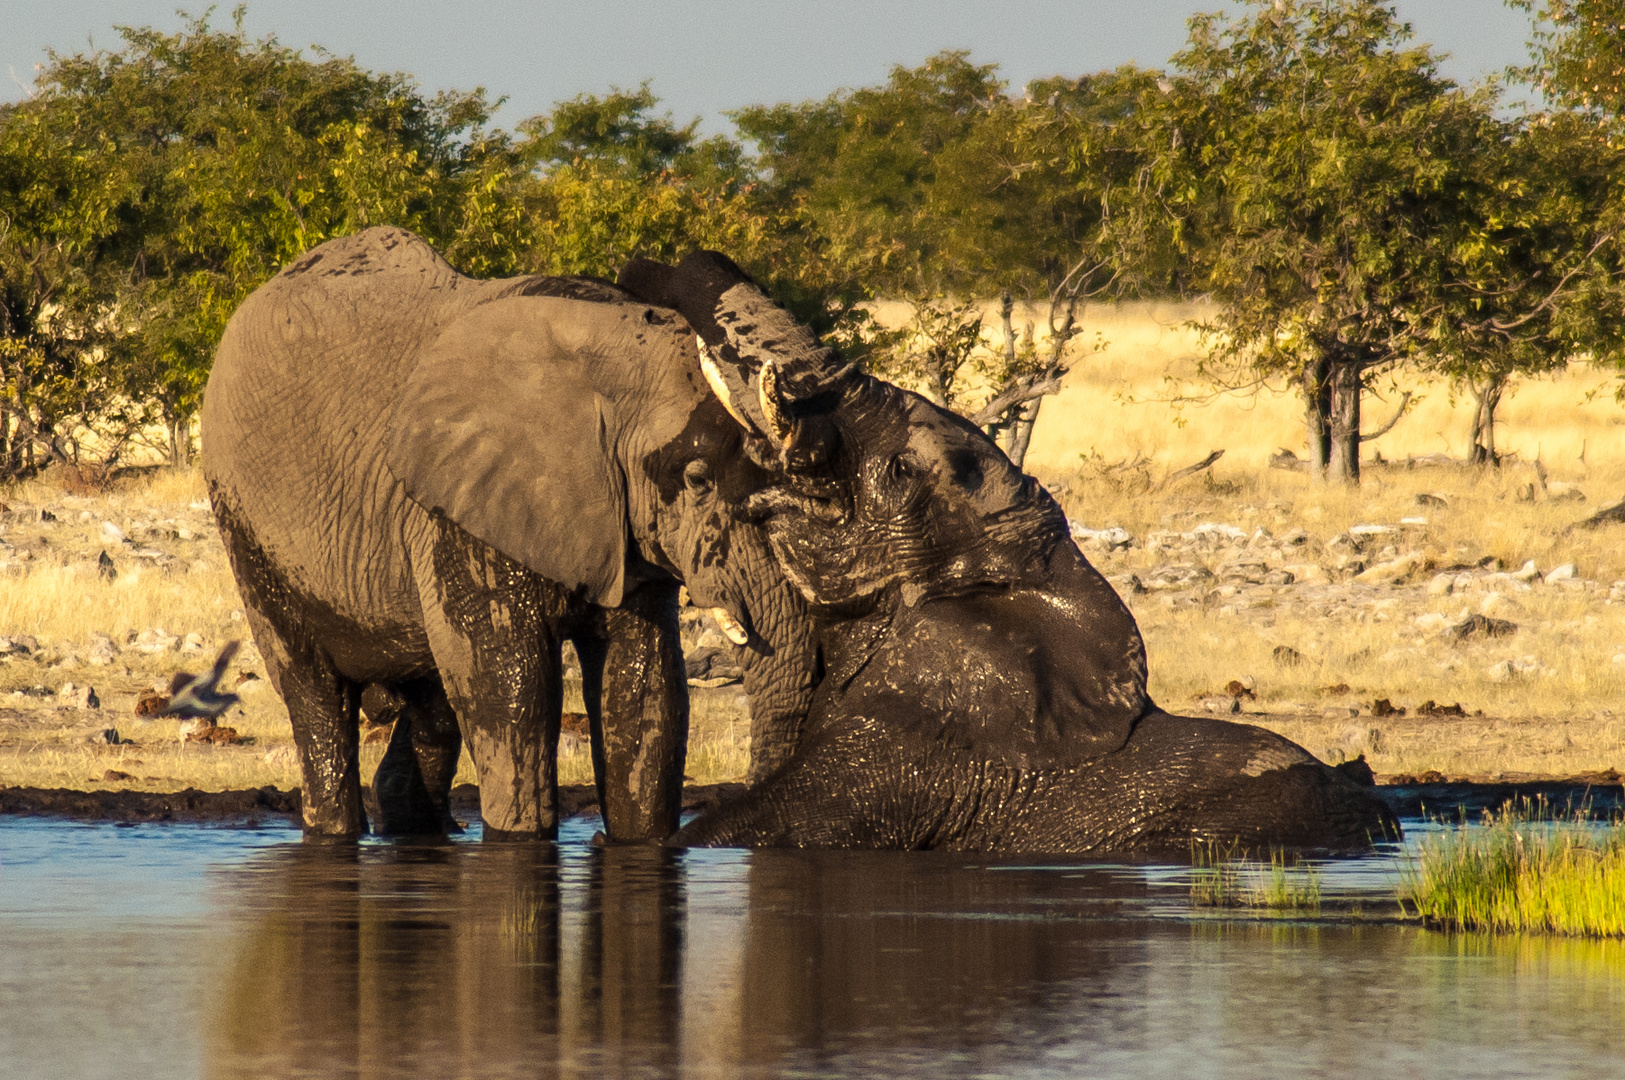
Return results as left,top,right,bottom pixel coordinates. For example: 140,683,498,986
3,299,1625,793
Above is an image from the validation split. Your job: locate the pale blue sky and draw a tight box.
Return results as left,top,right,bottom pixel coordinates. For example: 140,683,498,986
3,1,1537,131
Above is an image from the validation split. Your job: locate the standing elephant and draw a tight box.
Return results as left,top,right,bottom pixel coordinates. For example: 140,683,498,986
204,228,818,839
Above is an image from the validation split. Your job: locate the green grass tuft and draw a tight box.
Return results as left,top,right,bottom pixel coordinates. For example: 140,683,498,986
1190,842,1323,913
1404,801,1625,937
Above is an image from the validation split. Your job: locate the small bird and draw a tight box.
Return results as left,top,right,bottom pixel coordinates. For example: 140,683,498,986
160,640,243,729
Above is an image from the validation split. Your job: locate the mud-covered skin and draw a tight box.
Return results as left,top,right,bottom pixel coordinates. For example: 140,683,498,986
203,228,811,839
672,545,1397,855
617,250,1391,852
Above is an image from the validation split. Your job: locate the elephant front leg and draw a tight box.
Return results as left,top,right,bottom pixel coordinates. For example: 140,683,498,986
584,581,689,842
414,523,566,840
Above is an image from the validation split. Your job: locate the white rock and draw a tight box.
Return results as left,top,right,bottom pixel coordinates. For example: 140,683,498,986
1487,659,1517,682
1069,523,1134,550
99,520,125,543
78,510,92,522
1399,516,1429,526
181,632,206,653
1349,524,1397,538
1512,560,1541,582
174,526,195,541
1543,563,1578,585
87,636,119,666
1323,706,1361,719
1479,594,1524,618
1426,573,1457,596
262,745,297,767
1612,653,1625,666
189,500,211,511
1414,612,1450,631
1198,695,1240,714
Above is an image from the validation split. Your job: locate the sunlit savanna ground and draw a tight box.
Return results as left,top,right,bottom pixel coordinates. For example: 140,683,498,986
3,299,1625,792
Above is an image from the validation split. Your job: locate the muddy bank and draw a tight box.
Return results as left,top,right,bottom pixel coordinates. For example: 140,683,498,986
0,782,748,826
1374,778,1624,819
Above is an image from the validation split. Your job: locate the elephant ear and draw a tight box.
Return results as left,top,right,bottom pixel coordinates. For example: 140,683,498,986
384,296,628,606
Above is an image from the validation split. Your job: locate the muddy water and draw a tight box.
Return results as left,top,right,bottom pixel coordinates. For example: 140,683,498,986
2,820,1623,1079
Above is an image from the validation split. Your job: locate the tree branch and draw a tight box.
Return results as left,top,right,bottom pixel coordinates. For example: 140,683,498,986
1157,449,1225,489
968,367,1067,428
1359,389,1413,442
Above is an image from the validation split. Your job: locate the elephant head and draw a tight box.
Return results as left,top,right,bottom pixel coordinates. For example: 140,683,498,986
617,253,1149,775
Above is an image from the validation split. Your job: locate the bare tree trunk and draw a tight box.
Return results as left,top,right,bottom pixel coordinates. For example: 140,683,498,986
167,415,191,467
1469,374,1506,467
1006,397,1042,469
1328,359,1363,485
1303,356,1332,482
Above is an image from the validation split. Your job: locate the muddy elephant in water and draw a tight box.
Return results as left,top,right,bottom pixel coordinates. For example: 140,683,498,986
616,254,1396,855
204,228,822,839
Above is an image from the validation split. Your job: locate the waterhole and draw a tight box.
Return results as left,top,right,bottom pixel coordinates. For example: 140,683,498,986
1,818,1622,1078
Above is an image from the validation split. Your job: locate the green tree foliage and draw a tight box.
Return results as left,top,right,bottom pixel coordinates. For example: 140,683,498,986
0,10,507,473
1146,0,1502,483
5,1,1621,484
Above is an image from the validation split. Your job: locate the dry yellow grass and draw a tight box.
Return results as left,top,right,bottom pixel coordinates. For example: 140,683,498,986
5,300,1625,794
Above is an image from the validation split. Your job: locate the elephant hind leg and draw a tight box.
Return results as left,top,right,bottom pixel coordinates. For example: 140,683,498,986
246,606,367,837
372,674,464,836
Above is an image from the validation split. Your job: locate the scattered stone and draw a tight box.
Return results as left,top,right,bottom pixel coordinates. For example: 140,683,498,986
1399,516,1428,527
1543,563,1578,585
1416,700,1467,717
1478,593,1523,619
1426,572,1457,596
1262,568,1296,586
1322,683,1352,696
1069,524,1134,550
1413,612,1451,632
1415,492,1450,508
181,632,206,653
1450,614,1518,641
1197,695,1241,714
1271,645,1303,667
184,725,246,746
1144,564,1214,590
101,770,134,782
100,520,125,543
1323,705,1360,719
1349,524,1397,540
1355,552,1426,585
87,635,119,665
262,745,297,767
133,628,179,654
97,550,116,582
1486,656,1543,682
1370,698,1405,718
1511,559,1541,582
86,728,124,745
0,635,35,656
56,683,99,709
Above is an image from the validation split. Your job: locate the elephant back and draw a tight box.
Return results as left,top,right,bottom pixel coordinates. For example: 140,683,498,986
201,227,499,627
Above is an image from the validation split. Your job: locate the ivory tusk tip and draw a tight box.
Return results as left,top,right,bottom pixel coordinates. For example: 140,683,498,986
709,607,750,645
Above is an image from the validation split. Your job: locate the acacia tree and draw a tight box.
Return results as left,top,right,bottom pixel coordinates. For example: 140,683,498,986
1152,0,1498,483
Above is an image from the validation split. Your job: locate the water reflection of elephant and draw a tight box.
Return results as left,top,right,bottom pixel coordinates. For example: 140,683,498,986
207,844,1151,1075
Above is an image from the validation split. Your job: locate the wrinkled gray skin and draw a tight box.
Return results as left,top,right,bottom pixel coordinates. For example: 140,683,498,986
619,254,1397,855
203,228,815,839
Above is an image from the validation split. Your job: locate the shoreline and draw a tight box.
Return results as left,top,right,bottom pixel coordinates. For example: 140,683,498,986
1,778,1616,826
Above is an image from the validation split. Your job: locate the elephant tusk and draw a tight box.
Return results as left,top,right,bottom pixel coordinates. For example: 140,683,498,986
708,607,750,646
697,336,753,432
757,359,795,449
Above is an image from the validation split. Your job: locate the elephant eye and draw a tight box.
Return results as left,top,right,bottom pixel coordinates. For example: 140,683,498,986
683,459,714,495
885,454,914,483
